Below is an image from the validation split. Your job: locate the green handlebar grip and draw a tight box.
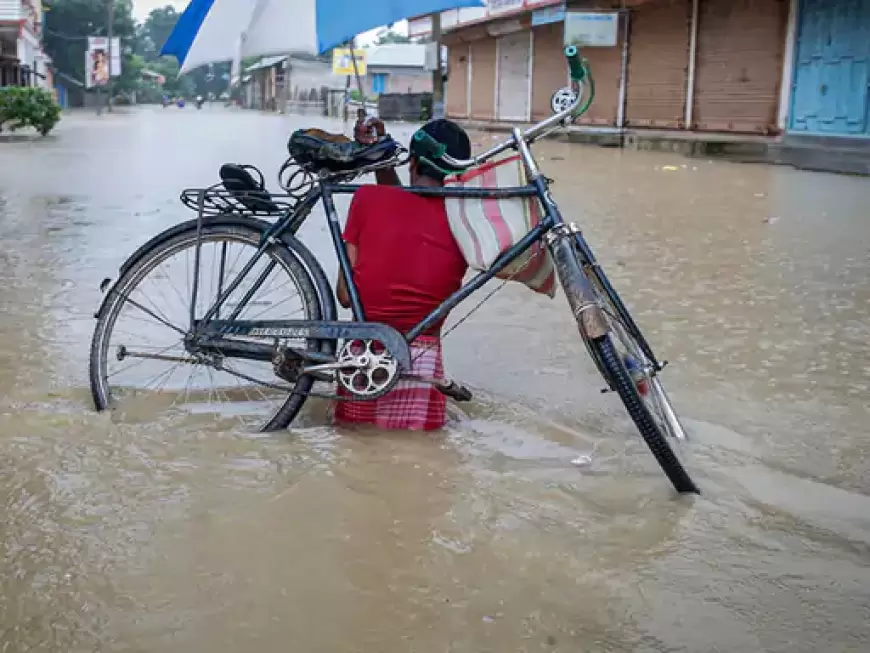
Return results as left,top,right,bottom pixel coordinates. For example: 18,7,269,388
412,130,446,158
564,45,585,82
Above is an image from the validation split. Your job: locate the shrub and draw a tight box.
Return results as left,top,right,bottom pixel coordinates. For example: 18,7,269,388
0,87,62,136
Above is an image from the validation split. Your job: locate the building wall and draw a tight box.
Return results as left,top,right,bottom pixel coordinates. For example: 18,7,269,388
531,22,566,121
448,0,791,134
18,28,39,69
446,45,470,117
287,58,342,100
365,67,431,96
577,13,624,126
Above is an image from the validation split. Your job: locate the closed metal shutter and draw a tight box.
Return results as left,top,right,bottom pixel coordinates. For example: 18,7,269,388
691,0,788,133
531,22,567,121
625,0,691,128
470,38,497,120
447,44,470,118
575,13,625,126
496,31,532,121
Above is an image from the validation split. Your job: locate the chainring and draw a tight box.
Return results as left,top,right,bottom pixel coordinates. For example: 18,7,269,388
336,339,400,400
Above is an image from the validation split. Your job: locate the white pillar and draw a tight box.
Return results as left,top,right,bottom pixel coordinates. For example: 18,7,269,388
526,28,534,122
683,0,700,129
616,11,630,129
778,0,799,131
466,43,473,118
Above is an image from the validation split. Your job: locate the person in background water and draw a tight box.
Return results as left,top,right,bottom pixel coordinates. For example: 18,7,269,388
353,108,377,145
334,118,471,431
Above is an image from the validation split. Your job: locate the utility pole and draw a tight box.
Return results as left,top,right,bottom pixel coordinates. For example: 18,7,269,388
431,12,444,119
106,0,114,112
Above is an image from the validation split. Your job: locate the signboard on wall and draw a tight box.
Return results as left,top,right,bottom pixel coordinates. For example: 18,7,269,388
531,2,566,26
564,12,619,47
85,36,121,88
488,0,524,14
332,48,367,76
408,1,563,37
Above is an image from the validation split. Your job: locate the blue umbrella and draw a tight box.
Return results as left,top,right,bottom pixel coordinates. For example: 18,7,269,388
162,0,485,74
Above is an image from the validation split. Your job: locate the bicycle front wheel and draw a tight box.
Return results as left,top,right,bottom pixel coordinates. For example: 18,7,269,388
90,217,328,431
588,334,699,494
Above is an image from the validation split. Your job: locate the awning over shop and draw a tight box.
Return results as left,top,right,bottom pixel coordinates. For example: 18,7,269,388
245,56,287,72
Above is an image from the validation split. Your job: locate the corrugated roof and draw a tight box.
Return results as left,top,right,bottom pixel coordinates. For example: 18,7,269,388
245,55,287,72
365,44,427,69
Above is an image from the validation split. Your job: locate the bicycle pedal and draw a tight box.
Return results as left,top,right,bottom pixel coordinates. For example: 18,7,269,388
438,381,473,402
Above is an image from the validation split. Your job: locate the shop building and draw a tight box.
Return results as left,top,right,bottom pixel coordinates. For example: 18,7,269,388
413,0,870,147
1,0,52,90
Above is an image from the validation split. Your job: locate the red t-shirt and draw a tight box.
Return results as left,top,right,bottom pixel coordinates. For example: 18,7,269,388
342,185,467,335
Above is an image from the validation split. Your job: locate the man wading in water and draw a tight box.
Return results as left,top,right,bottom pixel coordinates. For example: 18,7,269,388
334,118,471,431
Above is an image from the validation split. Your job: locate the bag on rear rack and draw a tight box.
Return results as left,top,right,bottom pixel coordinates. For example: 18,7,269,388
443,155,556,298
288,128,400,173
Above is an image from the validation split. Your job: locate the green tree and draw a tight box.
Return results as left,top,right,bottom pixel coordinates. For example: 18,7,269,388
113,52,144,94
143,57,195,98
134,6,231,100
43,0,143,102
374,31,413,45
137,5,179,61
187,62,232,98
43,0,137,83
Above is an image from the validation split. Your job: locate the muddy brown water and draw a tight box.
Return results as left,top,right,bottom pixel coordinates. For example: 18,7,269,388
0,107,868,652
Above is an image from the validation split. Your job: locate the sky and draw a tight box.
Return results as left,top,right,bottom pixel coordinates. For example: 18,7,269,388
132,0,407,45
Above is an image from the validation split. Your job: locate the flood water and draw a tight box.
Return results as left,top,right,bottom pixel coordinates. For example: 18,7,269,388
1,106,868,652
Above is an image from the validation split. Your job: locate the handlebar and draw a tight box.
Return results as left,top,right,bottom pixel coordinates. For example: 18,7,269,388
425,45,593,171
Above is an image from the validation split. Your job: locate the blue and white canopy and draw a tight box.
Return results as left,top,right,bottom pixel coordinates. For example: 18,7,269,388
162,0,485,74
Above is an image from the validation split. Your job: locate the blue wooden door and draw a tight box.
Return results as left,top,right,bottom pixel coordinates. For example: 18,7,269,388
371,73,388,95
790,0,870,135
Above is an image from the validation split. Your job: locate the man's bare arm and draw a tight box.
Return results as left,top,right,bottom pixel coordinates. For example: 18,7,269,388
374,168,401,186
366,118,402,186
336,243,358,309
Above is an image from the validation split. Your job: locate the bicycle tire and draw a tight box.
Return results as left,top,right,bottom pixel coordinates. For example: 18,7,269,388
588,335,699,494
90,216,332,431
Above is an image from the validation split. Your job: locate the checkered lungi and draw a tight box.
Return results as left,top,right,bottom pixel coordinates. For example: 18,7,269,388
334,335,446,431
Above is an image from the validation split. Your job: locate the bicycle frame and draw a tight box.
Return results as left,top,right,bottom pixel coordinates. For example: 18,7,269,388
191,126,664,373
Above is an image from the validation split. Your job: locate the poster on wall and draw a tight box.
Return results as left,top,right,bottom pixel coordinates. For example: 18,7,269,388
86,36,121,88
332,48,367,76
564,12,619,47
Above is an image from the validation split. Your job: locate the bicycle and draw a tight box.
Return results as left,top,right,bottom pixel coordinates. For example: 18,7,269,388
89,46,699,494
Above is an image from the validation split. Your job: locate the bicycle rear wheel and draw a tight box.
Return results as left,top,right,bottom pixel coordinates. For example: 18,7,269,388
90,217,328,431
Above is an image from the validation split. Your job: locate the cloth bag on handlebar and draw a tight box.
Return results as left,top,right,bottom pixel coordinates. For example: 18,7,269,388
443,155,556,298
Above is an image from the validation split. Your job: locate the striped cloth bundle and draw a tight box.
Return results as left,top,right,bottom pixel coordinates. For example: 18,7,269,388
443,155,556,297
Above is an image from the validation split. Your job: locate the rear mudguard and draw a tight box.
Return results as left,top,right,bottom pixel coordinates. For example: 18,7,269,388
93,216,338,325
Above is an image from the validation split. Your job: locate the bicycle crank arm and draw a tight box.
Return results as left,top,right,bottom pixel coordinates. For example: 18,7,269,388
302,361,359,373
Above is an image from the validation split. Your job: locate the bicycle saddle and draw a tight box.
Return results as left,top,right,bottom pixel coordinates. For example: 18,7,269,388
219,163,280,213
288,128,400,173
